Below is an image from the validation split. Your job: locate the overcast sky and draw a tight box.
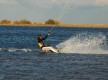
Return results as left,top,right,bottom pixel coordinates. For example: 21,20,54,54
0,0,108,24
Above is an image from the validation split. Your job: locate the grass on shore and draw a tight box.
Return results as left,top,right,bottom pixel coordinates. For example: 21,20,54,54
0,23,108,28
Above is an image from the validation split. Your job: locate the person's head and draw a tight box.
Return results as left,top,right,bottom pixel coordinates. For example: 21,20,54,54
38,34,42,39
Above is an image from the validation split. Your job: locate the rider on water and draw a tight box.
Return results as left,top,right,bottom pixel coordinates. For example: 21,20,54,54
37,32,59,53
38,32,50,49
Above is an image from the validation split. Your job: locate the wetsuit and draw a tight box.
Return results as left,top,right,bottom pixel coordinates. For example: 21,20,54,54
38,34,49,48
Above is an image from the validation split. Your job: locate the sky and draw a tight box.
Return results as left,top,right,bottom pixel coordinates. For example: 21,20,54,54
0,0,108,24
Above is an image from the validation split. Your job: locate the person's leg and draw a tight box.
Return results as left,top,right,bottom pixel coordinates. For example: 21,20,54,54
49,46,58,53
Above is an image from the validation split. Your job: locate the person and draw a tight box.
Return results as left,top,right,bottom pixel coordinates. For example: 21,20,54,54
38,33,50,49
37,32,59,53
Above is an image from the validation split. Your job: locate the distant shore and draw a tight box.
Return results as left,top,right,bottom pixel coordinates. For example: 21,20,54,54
0,23,108,28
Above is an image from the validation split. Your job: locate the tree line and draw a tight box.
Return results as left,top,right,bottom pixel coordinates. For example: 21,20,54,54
0,19,60,25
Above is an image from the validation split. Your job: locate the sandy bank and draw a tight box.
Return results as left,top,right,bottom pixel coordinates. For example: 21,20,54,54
0,24,108,28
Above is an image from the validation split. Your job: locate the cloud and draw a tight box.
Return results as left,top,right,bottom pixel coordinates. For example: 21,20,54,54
95,0,108,6
1,0,108,8
0,0,7,3
16,0,66,8
0,0,17,5
16,0,108,8
54,0,108,7
66,0,108,7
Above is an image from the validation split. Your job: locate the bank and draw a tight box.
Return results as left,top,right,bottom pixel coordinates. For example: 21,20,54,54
0,23,108,29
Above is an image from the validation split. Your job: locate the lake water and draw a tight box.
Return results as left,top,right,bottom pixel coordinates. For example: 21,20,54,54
0,26,108,80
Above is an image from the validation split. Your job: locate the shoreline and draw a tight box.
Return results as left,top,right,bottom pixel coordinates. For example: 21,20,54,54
0,23,108,28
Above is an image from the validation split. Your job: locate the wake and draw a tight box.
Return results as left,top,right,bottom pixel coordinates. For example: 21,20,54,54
0,48,37,53
56,33,108,54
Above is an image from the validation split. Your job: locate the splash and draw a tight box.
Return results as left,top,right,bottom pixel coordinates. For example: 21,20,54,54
56,33,108,54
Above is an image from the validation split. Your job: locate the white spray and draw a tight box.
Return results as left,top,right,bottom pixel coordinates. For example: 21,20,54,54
56,33,108,54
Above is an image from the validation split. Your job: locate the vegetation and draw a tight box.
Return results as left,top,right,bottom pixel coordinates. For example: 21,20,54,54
0,19,108,28
0,19,60,25
14,19,31,24
45,19,60,25
0,19,11,24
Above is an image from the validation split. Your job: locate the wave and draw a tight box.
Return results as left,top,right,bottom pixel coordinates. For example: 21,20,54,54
0,48,38,52
56,33,108,54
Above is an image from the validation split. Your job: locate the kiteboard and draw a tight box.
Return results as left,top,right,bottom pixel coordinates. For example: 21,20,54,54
40,46,60,54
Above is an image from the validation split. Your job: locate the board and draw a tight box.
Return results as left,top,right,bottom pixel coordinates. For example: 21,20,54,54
41,46,60,54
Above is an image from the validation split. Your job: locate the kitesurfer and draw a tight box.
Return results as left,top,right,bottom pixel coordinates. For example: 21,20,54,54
38,33,50,49
37,32,59,53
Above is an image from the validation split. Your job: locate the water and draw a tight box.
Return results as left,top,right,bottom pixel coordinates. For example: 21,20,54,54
0,26,108,80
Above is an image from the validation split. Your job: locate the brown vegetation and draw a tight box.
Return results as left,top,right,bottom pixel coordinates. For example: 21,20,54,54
0,19,108,28
60,24,108,28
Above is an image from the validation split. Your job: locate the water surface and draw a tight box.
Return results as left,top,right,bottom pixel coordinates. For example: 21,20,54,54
0,26,108,80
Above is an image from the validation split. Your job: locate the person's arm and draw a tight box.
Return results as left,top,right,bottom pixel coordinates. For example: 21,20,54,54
43,32,50,40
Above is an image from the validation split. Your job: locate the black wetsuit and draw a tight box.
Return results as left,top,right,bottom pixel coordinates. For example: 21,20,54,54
38,34,49,48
